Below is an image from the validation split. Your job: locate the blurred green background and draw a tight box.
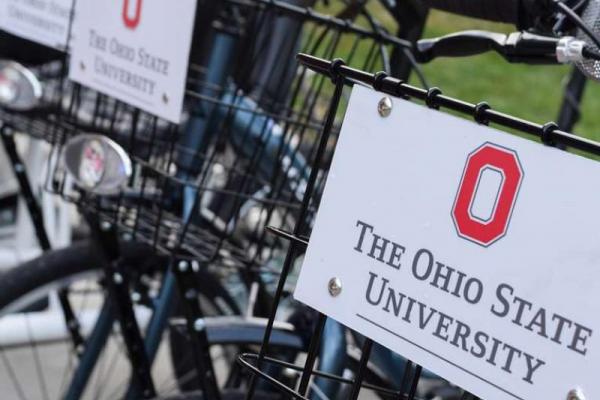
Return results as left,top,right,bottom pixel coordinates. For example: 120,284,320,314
374,7,600,142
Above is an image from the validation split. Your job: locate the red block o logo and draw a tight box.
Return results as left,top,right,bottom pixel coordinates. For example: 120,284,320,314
451,143,523,247
123,0,143,30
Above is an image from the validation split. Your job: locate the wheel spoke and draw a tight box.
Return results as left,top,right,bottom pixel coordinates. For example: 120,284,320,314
25,316,50,400
58,349,77,399
0,346,28,400
94,331,127,400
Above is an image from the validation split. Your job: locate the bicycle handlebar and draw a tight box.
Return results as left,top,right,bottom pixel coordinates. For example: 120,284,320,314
416,30,559,63
415,30,600,64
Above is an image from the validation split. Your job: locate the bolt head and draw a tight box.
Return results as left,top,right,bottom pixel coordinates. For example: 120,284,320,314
178,260,189,272
194,318,205,331
113,273,123,284
568,389,585,400
131,292,141,302
14,164,24,173
100,221,112,231
328,277,342,297
378,96,393,118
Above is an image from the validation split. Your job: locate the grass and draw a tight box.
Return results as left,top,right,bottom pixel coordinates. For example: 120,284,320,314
413,11,600,142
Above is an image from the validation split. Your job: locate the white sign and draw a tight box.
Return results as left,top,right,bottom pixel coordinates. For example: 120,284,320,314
69,0,196,123
0,0,72,49
295,85,600,400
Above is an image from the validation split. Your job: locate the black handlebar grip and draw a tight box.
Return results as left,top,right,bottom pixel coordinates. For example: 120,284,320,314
424,0,520,25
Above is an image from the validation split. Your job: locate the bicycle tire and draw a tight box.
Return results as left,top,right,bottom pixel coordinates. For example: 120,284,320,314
0,239,239,399
0,240,150,309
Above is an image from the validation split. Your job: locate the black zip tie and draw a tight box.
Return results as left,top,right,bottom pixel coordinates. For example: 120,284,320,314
372,71,388,91
425,87,442,110
329,58,345,83
474,102,491,125
541,122,559,146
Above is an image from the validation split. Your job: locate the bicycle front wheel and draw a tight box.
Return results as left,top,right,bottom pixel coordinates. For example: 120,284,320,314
0,239,238,400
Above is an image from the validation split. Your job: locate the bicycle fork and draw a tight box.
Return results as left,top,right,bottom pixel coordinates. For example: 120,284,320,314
65,215,157,400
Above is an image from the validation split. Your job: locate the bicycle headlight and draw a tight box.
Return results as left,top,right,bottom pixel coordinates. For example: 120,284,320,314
62,134,132,195
0,61,42,111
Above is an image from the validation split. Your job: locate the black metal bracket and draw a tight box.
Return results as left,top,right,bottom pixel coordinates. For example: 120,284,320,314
87,215,157,399
171,258,222,400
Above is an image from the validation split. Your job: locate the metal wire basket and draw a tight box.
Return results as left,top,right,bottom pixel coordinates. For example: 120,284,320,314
235,53,600,400
47,0,412,273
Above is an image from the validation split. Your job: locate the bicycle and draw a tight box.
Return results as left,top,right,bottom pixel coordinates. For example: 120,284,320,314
2,0,596,396
233,1,600,399
0,1,417,398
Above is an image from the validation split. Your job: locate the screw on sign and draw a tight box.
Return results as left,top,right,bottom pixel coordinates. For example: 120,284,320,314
328,277,342,297
452,142,523,247
567,388,586,400
377,97,393,118
122,0,143,30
